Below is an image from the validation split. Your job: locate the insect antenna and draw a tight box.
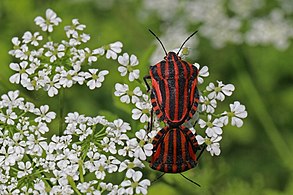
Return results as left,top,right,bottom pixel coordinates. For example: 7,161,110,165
197,144,207,161
151,173,166,184
179,173,201,187
176,30,198,55
149,29,168,56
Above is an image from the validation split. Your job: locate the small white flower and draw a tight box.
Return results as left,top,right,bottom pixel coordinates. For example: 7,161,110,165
93,47,105,56
105,156,120,173
114,83,142,104
198,115,223,138
69,32,90,46
114,83,130,103
65,112,87,125
15,44,29,60
199,95,217,113
34,8,62,32
118,53,140,82
75,123,92,141
34,105,56,123
77,181,98,194
9,37,21,56
0,109,17,125
132,97,151,123
25,134,47,156
220,101,248,127
64,19,86,38
44,74,61,97
33,179,47,194
19,101,35,113
17,161,33,178
84,48,98,64
1,90,24,108
131,129,153,160
118,158,145,173
58,69,80,88
206,81,235,101
84,69,109,90
105,41,123,60
196,135,222,156
9,61,33,84
94,155,107,180
101,137,117,154
44,42,65,62
22,31,43,46
121,170,150,195
194,63,209,84
84,151,100,172
21,77,35,91
110,119,131,133
118,139,136,158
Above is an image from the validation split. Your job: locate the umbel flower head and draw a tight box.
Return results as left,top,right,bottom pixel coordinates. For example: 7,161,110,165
8,8,122,97
3,8,154,194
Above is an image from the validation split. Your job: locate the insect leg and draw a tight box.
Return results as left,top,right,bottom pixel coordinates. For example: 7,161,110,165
143,75,151,92
179,173,201,187
197,144,207,161
151,173,166,184
147,108,154,133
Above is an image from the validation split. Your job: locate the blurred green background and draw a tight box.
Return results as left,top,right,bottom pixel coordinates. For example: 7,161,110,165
1,0,293,194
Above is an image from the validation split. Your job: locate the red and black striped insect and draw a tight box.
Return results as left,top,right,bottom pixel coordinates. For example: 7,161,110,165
144,30,200,129
145,30,205,186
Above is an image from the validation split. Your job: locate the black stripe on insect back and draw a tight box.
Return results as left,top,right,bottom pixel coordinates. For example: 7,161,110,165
167,129,174,172
176,59,188,121
180,60,190,78
152,137,165,170
160,60,166,78
157,61,167,110
176,128,183,173
167,59,175,121
184,131,190,167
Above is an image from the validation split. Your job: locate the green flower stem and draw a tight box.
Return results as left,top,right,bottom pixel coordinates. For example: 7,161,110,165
235,48,293,171
24,154,53,191
59,88,65,135
78,160,85,183
47,33,52,42
67,175,82,195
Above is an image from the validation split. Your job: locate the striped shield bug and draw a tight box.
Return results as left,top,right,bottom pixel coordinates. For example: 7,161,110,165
144,30,200,129
145,30,206,186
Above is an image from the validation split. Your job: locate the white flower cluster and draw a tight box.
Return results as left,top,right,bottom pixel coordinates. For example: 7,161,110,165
191,64,247,156
0,90,56,193
0,91,151,194
3,8,150,195
141,0,293,50
245,9,293,50
8,8,127,97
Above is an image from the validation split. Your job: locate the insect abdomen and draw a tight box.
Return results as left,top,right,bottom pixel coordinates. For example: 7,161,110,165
150,126,199,173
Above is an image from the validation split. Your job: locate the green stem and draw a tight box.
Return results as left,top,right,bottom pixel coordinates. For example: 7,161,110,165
59,88,65,135
78,160,85,183
67,175,82,195
234,47,293,171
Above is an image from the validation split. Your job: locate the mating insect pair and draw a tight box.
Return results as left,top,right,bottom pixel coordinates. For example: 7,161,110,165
144,30,205,186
